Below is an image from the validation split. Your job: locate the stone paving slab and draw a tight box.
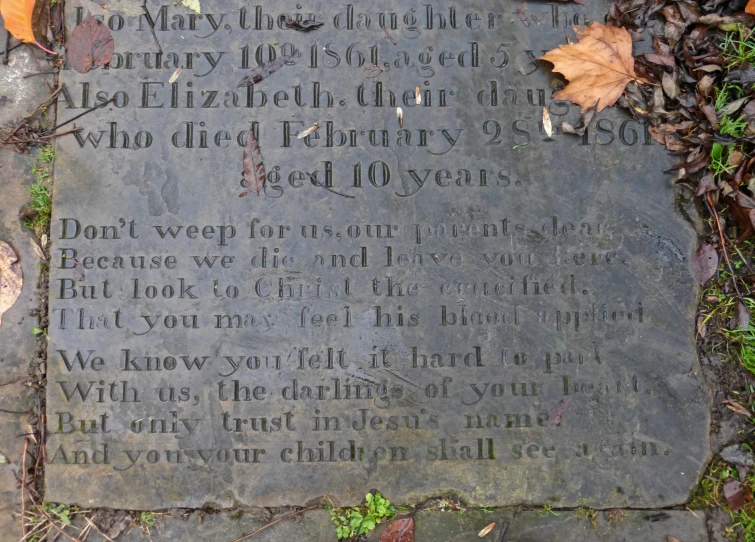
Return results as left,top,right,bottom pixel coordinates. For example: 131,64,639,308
77,509,708,542
0,18,56,542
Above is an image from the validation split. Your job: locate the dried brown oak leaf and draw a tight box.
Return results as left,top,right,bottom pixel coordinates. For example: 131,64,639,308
0,241,23,328
243,126,266,195
0,0,55,54
67,12,115,74
540,22,636,112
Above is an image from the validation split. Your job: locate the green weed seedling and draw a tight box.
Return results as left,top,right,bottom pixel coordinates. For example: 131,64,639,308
330,492,395,540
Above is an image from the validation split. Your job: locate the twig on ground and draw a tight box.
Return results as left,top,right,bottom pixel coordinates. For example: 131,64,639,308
3,31,10,65
707,192,745,302
23,70,57,79
21,438,28,539
497,522,509,542
381,25,396,45
0,375,30,387
1,84,63,144
231,505,320,542
27,491,84,542
42,97,114,136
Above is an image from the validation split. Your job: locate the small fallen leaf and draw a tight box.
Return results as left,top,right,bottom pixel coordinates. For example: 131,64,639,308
0,0,55,54
747,0,755,15
72,259,85,281
0,453,6,464
542,107,553,137
397,107,404,127
169,67,183,84
723,399,751,417
237,56,290,88
691,244,718,285
562,102,598,136
239,192,248,198
182,0,200,14
67,13,115,74
732,300,751,331
297,123,319,139
540,23,636,112
478,522,496,537
29,239,46,261
666,537,684,542
549,397,573,426
695,173,716,197
415,86,421,105
724,478,751,512
0,241,23,328
380,518,414,542
243,126,266,195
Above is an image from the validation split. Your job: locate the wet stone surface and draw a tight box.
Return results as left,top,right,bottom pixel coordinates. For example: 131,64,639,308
47,0,709,510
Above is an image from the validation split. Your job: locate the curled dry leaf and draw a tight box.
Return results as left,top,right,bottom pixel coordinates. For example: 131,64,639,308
285,18,324,32
380,518,414,542
723,399,751,417
67,13,115,74
297,123,319,139
542,107,553,137
169,67,183,84
397,107,404,127
243,127,266,195
540,23,636,112
691,244,718,285
0,241,23,328
562,102,598,136
478,522,496,537
237,56,290,88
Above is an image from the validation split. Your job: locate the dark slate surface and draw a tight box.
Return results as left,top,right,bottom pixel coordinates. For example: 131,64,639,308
46,0,710,509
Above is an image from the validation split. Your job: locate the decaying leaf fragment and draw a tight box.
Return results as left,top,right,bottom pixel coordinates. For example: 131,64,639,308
182,0,200,14
243,126,266,195
237,56,290,88
478,522,496,537
415,86,421,105
397,107,404,127
691,244,718,285
380,518,414,542
540,22,636,112
169,67,183,84
297,123,319,139
542,107,553,136
0,241,23,328
67,13,115,74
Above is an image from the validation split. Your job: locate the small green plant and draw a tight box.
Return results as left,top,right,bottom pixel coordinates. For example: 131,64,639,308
719,115,748,138
330,492,395,540
537,504,560,517
24,145,54,237
139,511,158,534
710,142,736,178
43,503,73,525
721,25,755,68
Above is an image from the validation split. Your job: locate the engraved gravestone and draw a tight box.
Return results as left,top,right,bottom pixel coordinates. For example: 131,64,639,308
46,0,710,509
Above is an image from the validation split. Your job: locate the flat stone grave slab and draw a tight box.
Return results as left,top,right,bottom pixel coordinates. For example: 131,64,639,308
46,0,710,510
